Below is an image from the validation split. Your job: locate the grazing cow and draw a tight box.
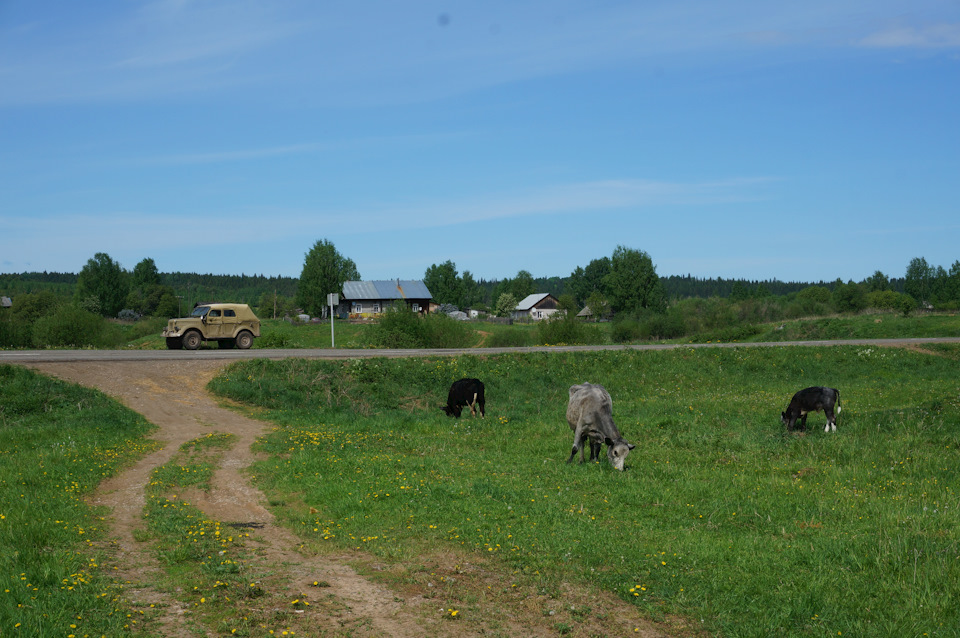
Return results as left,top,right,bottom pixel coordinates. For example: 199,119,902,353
442,378,485,418
566,383,635,471
781,386,841,432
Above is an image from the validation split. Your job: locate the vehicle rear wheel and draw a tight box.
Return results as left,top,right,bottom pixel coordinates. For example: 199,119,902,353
182,330,203,350
165,337,183,350
235,331,254,349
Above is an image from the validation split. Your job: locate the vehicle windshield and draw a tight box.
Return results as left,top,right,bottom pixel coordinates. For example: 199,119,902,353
190,306,211,318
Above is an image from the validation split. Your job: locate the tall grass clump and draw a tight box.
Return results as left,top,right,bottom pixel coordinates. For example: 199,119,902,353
210,345,960,637
0,364,157,636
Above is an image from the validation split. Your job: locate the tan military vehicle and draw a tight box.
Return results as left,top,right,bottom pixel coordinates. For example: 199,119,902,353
163,303,261,350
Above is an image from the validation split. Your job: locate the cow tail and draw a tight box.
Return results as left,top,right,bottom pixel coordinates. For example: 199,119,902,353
836,389,842,414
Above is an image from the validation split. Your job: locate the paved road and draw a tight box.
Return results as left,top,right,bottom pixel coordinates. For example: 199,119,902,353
3,337,959,363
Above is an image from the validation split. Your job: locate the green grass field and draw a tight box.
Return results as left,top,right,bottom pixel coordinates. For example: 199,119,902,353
0,365,158,636
4,328,960,636
209,345,960,637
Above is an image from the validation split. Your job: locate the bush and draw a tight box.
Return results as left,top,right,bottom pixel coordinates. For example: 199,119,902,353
366,305,474,349
537,313,590,345
610,318,643,344
641,311,687,339
31,305,105,347
485,326,536,348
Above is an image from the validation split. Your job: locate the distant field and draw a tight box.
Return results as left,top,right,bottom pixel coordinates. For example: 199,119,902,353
209,344,960,637
126,311,960,350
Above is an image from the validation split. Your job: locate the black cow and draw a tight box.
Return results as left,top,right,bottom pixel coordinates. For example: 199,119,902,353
781,386,841,432
442,378,485,418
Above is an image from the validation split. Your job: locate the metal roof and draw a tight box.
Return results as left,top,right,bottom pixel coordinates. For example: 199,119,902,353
515,293,552,310
341,280,433,300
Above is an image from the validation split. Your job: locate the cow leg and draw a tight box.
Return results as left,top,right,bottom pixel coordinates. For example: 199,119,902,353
468,392,478,416
568,426,588,464
589,438,602,462
824,408,836,432
799,413,808,432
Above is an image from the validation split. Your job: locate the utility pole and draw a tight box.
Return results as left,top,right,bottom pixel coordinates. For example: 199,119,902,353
327,293,339,348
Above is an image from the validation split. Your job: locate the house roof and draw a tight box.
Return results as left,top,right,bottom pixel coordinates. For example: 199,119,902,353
341,280,432,301
515,293,554,310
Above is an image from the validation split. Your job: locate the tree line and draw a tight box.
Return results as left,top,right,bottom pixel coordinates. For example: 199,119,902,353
2,240,958,349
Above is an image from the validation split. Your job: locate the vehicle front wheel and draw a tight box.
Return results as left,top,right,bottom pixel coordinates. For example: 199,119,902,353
182,331,203,350
235,331,254,349
165,337,183,350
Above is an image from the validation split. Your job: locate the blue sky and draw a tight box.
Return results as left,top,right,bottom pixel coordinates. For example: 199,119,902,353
2,1,958,284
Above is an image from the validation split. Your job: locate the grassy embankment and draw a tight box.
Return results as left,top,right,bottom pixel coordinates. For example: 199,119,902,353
0,366,157,636
208,344,960,637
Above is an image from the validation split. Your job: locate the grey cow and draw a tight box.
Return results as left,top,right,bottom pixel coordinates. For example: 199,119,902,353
781,386,841,432
566,383,635,471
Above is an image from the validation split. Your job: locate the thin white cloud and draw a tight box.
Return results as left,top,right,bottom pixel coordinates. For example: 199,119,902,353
859,23,960,48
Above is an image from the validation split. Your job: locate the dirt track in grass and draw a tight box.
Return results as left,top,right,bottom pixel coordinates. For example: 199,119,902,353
26,359,688,638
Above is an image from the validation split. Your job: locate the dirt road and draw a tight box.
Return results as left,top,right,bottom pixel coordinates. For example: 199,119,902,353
25,358,677,638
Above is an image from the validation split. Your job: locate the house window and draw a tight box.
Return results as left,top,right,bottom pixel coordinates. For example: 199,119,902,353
373,303,380,313
412,303,420,312
354,303,363,313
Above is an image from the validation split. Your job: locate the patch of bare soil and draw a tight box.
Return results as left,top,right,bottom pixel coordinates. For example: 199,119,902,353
27,360,688,637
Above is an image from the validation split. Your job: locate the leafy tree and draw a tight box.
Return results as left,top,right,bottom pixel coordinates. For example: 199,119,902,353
74,253,129,317
257,291,296,319
730,282,749,301
568,257,611,305
296,239,359,317
864,270,890,292
154,293,180,318
494,293,518,317
11,290,61,322
125,257,176,316
584,290,609,321
510,270,535,301
904,257,934,305
131,258,161,289
832,280,867,313
603,246,666,314
797,285,832,304
424,261,462,306
460,270,484,309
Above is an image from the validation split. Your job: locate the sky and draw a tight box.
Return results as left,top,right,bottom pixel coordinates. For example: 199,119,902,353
2,1,958,285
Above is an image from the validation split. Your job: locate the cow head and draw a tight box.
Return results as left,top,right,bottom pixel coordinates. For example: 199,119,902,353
441,405,462,418
605,438,636,471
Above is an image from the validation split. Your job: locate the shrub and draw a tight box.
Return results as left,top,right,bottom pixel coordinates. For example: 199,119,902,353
641,311,687,339
366,305,473,349
610,317,643,344
31,305,105,347
537,313,589,345
486,326,536,347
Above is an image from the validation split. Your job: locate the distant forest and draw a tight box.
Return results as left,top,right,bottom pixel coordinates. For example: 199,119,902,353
0,269,905,307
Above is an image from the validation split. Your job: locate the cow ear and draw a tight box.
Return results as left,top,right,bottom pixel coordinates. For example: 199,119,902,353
605,437,614,446
628,443,636,450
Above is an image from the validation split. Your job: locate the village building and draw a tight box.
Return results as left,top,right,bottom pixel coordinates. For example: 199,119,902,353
340,280,433,318
513,293,560,321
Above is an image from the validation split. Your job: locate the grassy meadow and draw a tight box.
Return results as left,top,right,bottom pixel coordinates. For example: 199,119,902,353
0,365,158,636
208,345,960,637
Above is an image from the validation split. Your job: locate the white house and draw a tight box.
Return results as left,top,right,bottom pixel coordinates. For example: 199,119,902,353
513,293,560,321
